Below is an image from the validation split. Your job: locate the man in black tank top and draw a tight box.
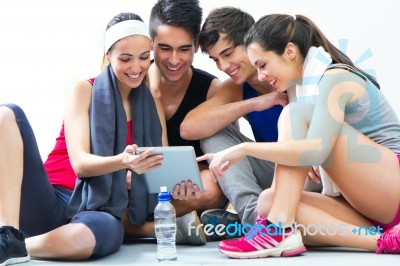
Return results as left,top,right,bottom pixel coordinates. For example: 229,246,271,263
164,66,216,158
123,0,229,245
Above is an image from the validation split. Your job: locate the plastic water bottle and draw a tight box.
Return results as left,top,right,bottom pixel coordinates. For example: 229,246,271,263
154,186,177,262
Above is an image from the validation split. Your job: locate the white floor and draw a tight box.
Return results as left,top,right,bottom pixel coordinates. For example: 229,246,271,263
25,241,399,266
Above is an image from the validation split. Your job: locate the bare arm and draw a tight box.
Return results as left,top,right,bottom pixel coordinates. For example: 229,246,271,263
180,79,242,140
181,79,287,140
205,77,222,100
64,80,125,177
64,81,163,178
154,96,168,146
199,70,366,177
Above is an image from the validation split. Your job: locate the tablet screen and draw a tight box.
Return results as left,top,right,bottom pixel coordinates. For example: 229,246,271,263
136,146,204,193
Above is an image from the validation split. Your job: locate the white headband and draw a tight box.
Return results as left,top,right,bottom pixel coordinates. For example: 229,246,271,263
104,20,150,52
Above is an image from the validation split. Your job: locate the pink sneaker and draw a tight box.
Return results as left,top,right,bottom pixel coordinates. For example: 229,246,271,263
376,224,400,254
218,216,306,259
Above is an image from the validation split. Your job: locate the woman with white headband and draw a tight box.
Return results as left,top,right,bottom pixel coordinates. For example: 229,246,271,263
0,12,167,264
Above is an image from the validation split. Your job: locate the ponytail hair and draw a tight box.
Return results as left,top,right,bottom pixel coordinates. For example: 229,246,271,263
244,14,379,88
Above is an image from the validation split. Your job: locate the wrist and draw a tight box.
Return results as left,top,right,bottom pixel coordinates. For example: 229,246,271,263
118,153,127,169
238,142,248,156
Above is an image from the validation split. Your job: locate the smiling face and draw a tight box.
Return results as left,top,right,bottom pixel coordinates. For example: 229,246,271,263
207,35,256,85
152,24,197,83
107,35,151,91
246,42,301,92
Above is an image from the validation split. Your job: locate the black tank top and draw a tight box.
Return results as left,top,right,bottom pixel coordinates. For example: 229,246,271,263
167,66,216,157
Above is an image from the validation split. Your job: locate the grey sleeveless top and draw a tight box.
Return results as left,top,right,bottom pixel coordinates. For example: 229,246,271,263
329,64,400,154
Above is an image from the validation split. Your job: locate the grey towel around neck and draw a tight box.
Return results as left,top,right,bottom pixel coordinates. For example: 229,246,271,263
66,64,162,223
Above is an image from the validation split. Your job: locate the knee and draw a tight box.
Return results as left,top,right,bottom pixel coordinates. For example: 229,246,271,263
256,189,274,217
199,170,226,208
0,106,17,129
65,223,96,259
200,135,216,154
200,124,239,154
277,104,294,134
201,181,225,207
277,102,313,140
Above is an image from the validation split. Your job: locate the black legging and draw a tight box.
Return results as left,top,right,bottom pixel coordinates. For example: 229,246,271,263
2,103,69,237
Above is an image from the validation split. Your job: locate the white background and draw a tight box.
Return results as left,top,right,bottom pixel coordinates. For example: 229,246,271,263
1,0,399,158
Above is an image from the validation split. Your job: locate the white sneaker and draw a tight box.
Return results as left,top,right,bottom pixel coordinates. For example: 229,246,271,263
176,211,206,245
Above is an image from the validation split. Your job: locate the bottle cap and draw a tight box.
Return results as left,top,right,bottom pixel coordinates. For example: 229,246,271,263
158,186,171,201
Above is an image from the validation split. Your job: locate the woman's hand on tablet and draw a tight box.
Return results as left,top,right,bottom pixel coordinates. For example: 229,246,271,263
122,144,163,174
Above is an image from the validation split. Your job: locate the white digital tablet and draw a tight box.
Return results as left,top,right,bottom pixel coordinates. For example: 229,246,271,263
136,146,204,194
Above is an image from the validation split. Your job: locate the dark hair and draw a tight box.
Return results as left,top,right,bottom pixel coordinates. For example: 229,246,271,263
199,7,254,54
149,0,202,41
102,12,144,69
244,14,379,88
106,12,143,30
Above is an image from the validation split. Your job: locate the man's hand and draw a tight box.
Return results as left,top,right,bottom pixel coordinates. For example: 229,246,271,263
171,180,201,200
253,91,288,112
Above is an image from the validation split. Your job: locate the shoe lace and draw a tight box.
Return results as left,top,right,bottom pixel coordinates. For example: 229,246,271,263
376,224,400,254
243,215,267,240
255,216,265,226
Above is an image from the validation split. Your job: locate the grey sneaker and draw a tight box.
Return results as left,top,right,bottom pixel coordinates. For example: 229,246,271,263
176,211,206,245
0,226,30,266
200,209,242,241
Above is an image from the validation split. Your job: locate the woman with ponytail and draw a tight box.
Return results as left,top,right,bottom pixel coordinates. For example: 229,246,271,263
199,14,400,258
